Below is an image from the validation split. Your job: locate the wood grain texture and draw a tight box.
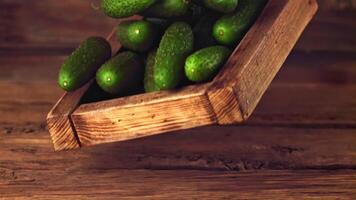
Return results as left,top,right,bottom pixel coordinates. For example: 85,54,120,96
0,0,117,55
1,0,354,55
207,87,243,124
296,9,356,52
1,169,355,199
46,81,93,151
3,122,356,171
45,24,126,150
72,84,216,146
211,0,318,121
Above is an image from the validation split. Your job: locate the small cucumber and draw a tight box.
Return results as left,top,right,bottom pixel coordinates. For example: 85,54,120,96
185,46,231,82
96,51,143,95
154,22,194,90
203,0,238,13
58,37,111,92
116,20,157,52
144,49,159,92
101,0,156,18
142,0,191,18
213,0,267,46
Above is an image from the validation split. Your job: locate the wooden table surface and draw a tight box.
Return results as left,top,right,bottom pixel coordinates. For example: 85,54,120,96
1,0,356,199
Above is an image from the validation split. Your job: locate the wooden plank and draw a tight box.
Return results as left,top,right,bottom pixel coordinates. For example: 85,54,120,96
317,0,356,10
0,81,61,124
44,25,124,151
296,9,356,52
71,84,217,146
210,0,318,121
1,122,356,171
1,0,355,55
275,51,356,84
0,0,117,55
46,81,92,151
0,56,65,82
0,168,355,199
250,83,356,126
207,87,243,124
1,50,355,84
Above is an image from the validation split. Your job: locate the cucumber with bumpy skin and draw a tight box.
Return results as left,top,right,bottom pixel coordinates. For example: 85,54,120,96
116,20,157,52
203,0,238,13
154,22,194,90
96,51,143,95
58,37,111,92
213,0,267,46
142,0,191,18
101,0,156,18
185,46,231,82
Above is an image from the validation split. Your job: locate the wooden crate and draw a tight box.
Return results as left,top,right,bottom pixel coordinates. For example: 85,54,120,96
47,0,318,151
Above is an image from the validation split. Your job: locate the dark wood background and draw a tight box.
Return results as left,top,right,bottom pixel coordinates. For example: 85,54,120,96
0,0,356,199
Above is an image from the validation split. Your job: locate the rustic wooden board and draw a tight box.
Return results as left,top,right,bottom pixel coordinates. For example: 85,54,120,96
209,0,318,121
46,81,93,151
45,26,124,150
0,0,116,55
1,121,356,171
1,169,355,199
72,84,218,146
1,0,355,55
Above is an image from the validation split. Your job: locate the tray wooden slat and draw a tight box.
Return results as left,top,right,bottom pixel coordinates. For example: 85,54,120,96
209,0,318,120
46,81,92,151
72,84,217,146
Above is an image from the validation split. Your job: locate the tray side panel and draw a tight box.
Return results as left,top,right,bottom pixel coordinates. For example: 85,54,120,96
71,89,217,146
210,0,318,120
46,23,125,151
46,81,92,151
207,86,243,124
47,115,80,151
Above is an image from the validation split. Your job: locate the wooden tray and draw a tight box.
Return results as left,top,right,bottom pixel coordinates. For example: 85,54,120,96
47,0,318,151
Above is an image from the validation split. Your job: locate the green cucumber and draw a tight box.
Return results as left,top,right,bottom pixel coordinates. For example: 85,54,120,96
96,51,143,95
116,20,157,52
213,0,267,46
101,0,156,18
58,37,111,92
185,45,231,82
143,0,191,18
154,22,194,90
203,0,238,13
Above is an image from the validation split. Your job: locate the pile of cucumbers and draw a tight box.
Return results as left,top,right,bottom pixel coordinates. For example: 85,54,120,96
58,0,267,96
